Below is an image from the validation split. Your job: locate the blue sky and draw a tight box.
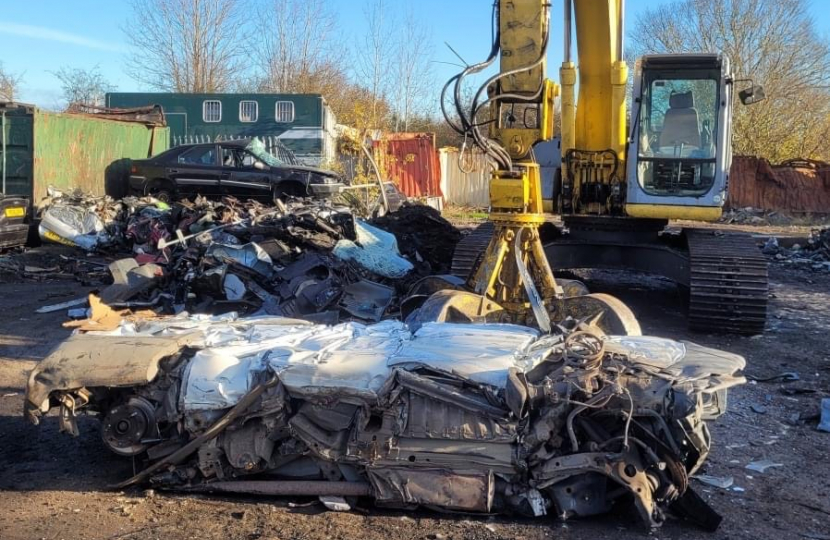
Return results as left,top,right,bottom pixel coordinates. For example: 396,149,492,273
1,0,828,108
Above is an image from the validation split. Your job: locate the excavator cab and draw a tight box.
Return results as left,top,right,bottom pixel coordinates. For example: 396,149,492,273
625,54,734,220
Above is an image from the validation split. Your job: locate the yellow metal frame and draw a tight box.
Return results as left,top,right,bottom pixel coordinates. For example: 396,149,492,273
625,204,723,221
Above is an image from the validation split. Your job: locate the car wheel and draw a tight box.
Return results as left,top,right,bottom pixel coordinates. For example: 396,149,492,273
147,180,176,203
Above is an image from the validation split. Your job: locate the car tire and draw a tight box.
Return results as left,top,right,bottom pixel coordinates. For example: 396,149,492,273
147,180,176,203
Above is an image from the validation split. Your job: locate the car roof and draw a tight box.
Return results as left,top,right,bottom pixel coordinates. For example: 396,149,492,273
173,139,253,152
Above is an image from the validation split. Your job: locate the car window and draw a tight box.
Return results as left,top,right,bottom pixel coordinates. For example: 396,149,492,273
178,146,217,166
240,151,257,167
220,148,258,168
221,147,238,167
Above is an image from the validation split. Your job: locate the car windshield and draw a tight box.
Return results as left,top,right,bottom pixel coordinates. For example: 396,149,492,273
245,138,284,167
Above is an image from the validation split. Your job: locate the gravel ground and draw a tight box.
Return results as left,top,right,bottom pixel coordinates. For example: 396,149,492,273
0,247,828,540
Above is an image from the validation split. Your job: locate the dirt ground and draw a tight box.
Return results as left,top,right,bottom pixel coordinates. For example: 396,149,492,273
1,241,829,540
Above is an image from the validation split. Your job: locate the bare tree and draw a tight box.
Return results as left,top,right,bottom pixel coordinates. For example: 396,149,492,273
253,0,346,93
0,62,24,102
124,0,248,92
630,0,830,162
52,66,115,111
391,8,436,132
357,0,396,128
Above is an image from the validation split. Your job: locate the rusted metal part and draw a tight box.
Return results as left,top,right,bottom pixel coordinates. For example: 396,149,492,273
65,105,166,127
182,480,372,497
375,133,442,198
113,374,279,489
368,469,494,512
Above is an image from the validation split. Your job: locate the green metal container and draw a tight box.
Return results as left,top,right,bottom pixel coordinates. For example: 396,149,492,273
0,103,169,203
106,93,337,166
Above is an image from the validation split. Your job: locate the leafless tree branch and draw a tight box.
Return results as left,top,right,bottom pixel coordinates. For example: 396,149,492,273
0,62,24,102
630,0,830,162
124,0,248,92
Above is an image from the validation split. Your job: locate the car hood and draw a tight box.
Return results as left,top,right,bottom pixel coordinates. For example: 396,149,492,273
279,164,340,179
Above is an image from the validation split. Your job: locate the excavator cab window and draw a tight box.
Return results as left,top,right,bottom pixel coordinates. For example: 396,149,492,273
636,69,721,196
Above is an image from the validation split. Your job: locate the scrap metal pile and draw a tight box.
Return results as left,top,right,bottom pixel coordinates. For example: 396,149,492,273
762,227,830,272
34,188,461,324
25,315,744,530
23,189,746,531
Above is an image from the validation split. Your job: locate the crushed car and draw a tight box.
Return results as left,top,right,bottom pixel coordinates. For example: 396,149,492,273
128,138,345,202
25,313,744,531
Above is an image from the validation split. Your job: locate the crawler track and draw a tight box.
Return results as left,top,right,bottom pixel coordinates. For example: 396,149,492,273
685,229,768,335
450,222,494,279
451,224,769,334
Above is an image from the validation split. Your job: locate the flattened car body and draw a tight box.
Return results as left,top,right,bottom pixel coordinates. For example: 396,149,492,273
25,316,744,530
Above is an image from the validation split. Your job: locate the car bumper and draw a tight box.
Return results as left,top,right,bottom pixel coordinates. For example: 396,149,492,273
0,223,30,249
308,182,345,196
129,175,148,194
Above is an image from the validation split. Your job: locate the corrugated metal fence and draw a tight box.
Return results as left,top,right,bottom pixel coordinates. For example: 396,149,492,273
728,156,830,213
439,147,492,207
172,134,299,166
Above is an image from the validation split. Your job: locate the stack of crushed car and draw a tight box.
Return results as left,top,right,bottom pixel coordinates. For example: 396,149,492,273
24,188,746,531
35,188,460,324
25,314,744,530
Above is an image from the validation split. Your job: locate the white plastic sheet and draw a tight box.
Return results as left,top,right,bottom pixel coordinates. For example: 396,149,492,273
333,220,413,278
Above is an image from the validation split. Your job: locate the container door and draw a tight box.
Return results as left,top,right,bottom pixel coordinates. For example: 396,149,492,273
0,109,34,198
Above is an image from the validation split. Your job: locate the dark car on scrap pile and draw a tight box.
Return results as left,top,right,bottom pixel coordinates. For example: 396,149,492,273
128,138,344,202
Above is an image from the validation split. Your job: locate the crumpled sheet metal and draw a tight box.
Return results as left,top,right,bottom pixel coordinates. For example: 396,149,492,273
25,333,197,422
180,319,535,411
39,204,111,250
206,242,273,277
82,315,743,413
368,468,494,512
25,315,746,530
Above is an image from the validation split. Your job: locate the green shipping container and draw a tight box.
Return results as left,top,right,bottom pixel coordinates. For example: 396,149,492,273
0,103,169,203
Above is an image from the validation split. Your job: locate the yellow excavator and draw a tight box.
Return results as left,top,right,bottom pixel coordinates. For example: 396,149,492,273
419,0,767,335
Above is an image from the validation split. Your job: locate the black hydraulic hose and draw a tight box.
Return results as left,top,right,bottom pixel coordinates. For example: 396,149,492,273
441,73,466,135
452,1,501,133
470,3,552,168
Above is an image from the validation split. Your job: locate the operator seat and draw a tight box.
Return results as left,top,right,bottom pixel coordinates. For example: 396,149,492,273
659,91,700,149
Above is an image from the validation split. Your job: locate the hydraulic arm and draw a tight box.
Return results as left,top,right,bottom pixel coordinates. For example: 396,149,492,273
561,0,629,215
440,0,562,331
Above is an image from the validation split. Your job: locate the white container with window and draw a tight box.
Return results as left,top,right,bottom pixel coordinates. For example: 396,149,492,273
239,100,258,123
275,101,295,123
203,100,222,123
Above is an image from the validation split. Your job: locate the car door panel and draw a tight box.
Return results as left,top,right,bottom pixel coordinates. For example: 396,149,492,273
169,144,222,196
221,147,274,200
